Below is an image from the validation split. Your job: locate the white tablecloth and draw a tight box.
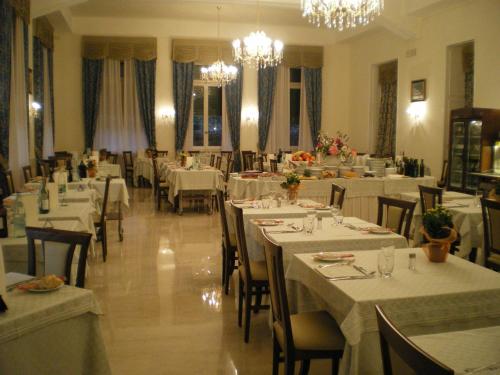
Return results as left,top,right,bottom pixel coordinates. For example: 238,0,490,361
97,163,121,178
286,249,500,375
0,286,111,375
134,157,169,185
165,167,224,204
70,178,130,207
228,176,436,223
410,326,500,374
248,216,408,263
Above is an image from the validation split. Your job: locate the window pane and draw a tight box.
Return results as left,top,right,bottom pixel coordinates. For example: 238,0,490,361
208,86,222,147
193,65,202,80
290,88,300,147
290,68,301,83
193,86,204,147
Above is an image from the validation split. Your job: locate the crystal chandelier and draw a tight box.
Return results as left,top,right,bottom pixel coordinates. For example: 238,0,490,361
201,6,238,87
302,0,384,31
232,1,284,69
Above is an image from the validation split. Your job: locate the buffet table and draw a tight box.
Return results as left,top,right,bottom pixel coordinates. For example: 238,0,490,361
0,286,111,375
228,176,436,223
286,249,500,375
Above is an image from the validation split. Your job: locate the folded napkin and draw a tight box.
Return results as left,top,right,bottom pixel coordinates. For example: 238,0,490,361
316,264,365,279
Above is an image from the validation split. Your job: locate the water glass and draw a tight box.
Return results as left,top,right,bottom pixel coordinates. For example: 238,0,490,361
330,205,340,226
335,209,344,226
261,198,271,209
303,213,315,235
377,246,395,278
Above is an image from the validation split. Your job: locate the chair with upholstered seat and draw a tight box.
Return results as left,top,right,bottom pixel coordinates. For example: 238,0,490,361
377,196,416,241
152,157,169,210
232,204,270,343
375,305,454,375
217,190,238,294
26,227,92,288
22,165,33,183
480,198,500,271
262,233,345,375
329,183,346,209
123,151,134,185
418,185,443,213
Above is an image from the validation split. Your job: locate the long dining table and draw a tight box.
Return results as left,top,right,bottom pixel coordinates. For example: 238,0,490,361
285,248,500,375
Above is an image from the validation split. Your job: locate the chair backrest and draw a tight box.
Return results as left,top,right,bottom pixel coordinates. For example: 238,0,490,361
439,160,449,187
225,159,234,183
99,176,112,228
156,150,168,158
480,198,500,267
26,227,92,288
243,153,255,171
215,156,222,170
419,185,443,213
152,157,161,191
257,156,264,172
40,160,51,179
231,204,253,281
270,159,278,173
209,154,215,167
377,196,416,240
217,190,232,250
5,170,14,195
123,151,133,168
375,305,454,375
0,207,7,237
189,150,200,156
330,183,346,209
221,151,233,161
107,153,118,164
22,165,33,183
262,233,294,357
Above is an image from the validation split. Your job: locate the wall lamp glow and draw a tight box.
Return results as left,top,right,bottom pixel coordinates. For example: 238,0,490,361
30,101,42,119
159,107,175,122
406,101,427,125
241,107,259,126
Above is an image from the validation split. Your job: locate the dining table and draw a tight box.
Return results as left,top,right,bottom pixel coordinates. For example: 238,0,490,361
68,177,130,208
285,248,500,375
96,162,122,178
228,175,436,223
0,284,111,375
133,156,169,186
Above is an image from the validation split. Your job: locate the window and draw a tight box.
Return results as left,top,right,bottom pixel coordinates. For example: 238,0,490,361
190,66,223,148
289,68,301,147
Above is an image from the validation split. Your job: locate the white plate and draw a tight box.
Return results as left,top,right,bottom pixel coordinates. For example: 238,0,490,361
253,219,283,226
27,284,64,293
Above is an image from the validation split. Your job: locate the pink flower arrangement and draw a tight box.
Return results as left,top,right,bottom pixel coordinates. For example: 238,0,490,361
315,131,355,163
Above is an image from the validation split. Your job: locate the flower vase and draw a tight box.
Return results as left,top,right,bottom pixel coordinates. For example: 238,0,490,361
87,168,97,178
287,185,300,204
420,227,458,263
324,155,341,166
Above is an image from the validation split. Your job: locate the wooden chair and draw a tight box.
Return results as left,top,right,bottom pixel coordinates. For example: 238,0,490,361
217,190,238,294
40,160,52,180
480,198,500,271
189,150,200,156
156,150,168,158
180,155,187,167
0,206,7,238
107,153,118,164
223,159,234,199
152,157,169,210
123,151,134,185
221,151,233,162
232,204,270,343
418,185,443,213
209,154,216,167
26,227,92,288
262,233,345,375
243,153,255,171
377,196,417,240
215,155,222,170
270,159,278,173
437,160,449,188
5,170,14,195
329,183,346,209
94,176,112,261
257,156,264,172
22,165,33,183
375,305,454,375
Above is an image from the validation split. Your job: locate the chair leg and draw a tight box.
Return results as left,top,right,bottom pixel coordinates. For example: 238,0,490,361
102,222,108,262
224,253,234,295
238,276,243,327
331,358,340,375
284,356,295,375
299,360,310,375
254,288,263,313
272,335,280,375
221,245,227,286
118,205,123,241
244,286,252,343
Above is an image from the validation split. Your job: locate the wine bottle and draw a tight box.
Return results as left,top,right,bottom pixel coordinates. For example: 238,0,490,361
419,159,425,177
38,178,50,214
78,160,87,179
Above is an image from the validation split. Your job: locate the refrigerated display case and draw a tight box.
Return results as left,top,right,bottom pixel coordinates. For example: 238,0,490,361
447,108,500,193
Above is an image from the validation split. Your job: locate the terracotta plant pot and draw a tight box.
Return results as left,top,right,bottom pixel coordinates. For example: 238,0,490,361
87,168,97,178
287,185,300,204
420,227,458,263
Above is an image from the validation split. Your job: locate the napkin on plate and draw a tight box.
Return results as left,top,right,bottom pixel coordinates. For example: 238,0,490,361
316,264,365,279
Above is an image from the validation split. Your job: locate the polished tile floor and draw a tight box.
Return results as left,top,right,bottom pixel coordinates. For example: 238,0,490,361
87,188,330,374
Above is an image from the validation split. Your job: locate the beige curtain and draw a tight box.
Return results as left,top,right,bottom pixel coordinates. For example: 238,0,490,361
42,48,54,159
266,65,290,153
298,67,313,151
8,18,29,189
221,89,232,151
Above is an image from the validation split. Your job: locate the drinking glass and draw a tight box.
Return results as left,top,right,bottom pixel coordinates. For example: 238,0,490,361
335,209,344,226
303,213,316,235
330,205,340,226
377,246,395,278
261,198,271,209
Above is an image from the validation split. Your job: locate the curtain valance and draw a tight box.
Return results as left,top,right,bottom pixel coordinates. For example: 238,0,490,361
82,36,157,61
172,39,323,68
379,61,398,84
34,17,53,49
8,0,29,23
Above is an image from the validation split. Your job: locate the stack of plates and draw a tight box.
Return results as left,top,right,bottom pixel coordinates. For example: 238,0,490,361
368,159,386,177
309,167,324,178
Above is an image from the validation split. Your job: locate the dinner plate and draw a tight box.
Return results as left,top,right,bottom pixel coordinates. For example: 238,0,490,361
253,219,284,226
299,203,326,209
313,252,355,262
27,284,64,293
365,227,393,234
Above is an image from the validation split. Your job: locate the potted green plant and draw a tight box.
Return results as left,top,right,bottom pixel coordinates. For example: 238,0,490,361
420,206,458,262
280,173,301,204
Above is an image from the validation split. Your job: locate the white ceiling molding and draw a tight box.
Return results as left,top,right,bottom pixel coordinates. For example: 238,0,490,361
32,0,88,18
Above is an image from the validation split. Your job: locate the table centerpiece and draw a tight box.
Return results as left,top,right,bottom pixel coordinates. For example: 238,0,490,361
315,131,357,166
420,206,458,262
280,173,301,204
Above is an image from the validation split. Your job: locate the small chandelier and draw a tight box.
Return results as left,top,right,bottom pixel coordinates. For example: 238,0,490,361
201,6,238,87
302,0,384,31
232,0,284,69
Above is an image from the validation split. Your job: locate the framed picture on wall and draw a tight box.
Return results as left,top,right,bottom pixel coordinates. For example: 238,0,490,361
411,79,426,102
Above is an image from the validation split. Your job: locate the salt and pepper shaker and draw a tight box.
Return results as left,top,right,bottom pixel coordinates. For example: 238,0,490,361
408,253,416,270
317,215,323,230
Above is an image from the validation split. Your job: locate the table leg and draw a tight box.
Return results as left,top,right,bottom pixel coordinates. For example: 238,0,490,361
178,191,183,215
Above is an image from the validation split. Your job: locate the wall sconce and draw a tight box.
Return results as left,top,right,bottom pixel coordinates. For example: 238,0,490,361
241,107,259,126
30,101,42,119
158,107,175,124
406,101,426,125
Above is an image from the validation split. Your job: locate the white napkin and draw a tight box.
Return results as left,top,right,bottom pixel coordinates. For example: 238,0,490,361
316,264,365,279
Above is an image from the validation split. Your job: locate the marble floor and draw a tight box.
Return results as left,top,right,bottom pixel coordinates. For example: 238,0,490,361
87,187,330,374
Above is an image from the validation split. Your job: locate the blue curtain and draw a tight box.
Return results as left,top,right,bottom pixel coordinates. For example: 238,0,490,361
173,62,193,152
304,67,322,145
134,59,156,147
83,58,104,151
0,0,13,160
258,66,277,152
33,37,44,162
225,64,243,171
